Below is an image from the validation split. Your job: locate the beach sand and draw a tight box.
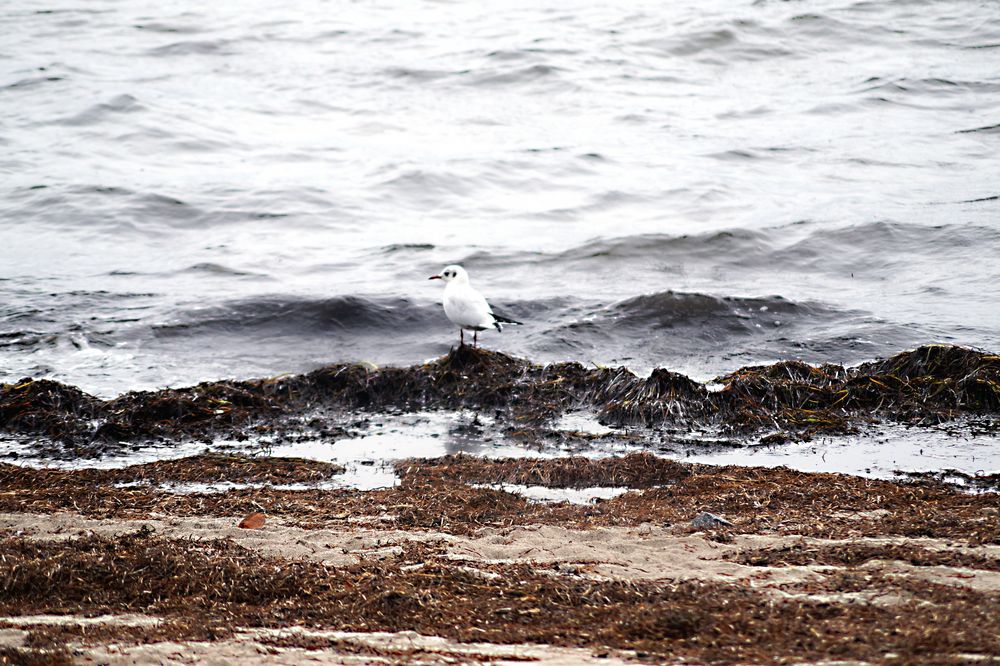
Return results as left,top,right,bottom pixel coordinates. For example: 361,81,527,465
1,453,997,665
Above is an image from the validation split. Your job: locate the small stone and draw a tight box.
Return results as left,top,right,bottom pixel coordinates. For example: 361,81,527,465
238,511,266,529
691,511,734,529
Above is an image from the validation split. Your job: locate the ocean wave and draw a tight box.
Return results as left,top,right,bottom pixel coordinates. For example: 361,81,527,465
180,263,263,277
604,291,809,332
468,220,1000,278
557,228,767,264
3,0,999,394
957,122,1000,134
517,291,858,356
151,296,442,338
147,40,236,56
469,64,568,87
1,75,64,92
139,290,846,350
49,94,144,127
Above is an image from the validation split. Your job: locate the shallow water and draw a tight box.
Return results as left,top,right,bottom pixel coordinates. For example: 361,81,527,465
2,0,998,478
3,0,999,398
3,410,997,492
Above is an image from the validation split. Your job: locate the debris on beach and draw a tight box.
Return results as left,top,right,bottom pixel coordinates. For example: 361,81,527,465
691,512,734,529
0,497,998,665
1,345,997,452
0,450,996,664
238,512,266,529
1,452,996,543
400,451,690,488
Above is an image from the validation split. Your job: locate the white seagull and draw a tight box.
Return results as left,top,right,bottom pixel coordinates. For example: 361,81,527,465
428,264,522,347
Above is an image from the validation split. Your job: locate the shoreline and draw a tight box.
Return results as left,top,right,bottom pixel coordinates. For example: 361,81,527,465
1,344,998,663
3,343,998,497
1,452,998,665
2,344,998,454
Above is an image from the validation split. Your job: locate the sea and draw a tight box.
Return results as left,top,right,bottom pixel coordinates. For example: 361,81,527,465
2,0,999,481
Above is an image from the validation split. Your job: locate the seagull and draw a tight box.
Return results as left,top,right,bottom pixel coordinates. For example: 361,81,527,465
428,264,522,347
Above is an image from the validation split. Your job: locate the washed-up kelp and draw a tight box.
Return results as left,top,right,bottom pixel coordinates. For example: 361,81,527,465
399,451,691,489
2,453,997,543
2,528,999,665
1,344,997,444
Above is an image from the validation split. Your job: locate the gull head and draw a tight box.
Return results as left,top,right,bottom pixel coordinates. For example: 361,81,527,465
428,264,469,284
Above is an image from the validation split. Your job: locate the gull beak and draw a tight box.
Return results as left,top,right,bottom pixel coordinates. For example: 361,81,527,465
428,274,442,280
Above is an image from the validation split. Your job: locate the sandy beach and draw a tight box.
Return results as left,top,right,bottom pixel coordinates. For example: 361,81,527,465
1,452,998,665
6,0,1000,661
2,346,999,663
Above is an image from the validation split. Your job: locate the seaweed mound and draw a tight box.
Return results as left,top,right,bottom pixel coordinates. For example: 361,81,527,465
858,344,1000,415
597,367,709,426
1,344,997,446
716,344,1000,436
0,379,100,442
400,452,691,489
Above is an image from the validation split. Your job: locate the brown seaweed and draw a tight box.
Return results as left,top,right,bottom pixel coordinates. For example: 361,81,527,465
1,529,998,665
1,453,996,543
1,345,997,449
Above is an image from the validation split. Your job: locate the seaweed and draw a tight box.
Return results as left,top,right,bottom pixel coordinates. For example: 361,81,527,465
705,344,1000,437
0,453,343,490
399,452,691,488
1,345,998,449
729,541,1000,571
596,368,709,427
98,381,279,440
0,454,996,544
0,379,99,442
0,646,74,666
1,530,998,665
894,468,1000,493
104,452,344,485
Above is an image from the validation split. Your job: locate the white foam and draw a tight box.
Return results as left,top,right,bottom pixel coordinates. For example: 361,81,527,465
473,483,633,504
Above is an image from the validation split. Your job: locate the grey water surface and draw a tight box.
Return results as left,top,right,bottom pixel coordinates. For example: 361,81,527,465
2,0,998,456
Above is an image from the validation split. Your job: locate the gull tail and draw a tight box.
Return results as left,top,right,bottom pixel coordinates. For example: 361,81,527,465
491,313,523,332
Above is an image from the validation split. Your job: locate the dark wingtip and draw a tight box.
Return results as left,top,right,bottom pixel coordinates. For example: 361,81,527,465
492,313,523,326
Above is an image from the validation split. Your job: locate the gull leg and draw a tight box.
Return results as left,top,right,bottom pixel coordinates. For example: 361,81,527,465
473,330,478,348
460,329,464,346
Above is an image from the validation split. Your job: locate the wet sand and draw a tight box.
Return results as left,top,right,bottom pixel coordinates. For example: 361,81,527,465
3,345,998,456
1,345,998,663
1,453,997,665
